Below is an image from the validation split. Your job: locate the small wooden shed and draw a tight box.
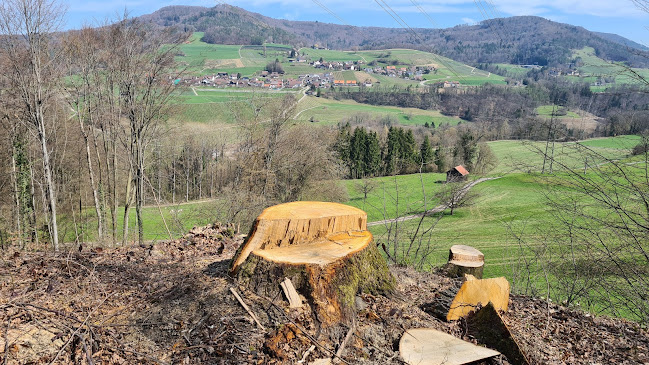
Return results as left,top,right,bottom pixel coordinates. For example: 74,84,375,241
446,165,469,182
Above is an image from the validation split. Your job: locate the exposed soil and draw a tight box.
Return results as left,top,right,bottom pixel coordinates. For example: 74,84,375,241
1,224,647,364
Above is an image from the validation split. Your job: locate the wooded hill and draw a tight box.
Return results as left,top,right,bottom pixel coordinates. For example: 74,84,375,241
140,4,649,68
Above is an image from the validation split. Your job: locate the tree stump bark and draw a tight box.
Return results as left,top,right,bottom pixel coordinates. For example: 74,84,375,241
445,245,484,279
230,201,395,326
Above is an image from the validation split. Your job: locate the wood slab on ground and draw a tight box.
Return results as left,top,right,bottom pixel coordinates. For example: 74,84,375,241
447,275,510,321
399,328,500,365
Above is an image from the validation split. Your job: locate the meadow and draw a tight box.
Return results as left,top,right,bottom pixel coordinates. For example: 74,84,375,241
293,97,461,126
173,34,504,86
571,47,649,88
535,105,580,118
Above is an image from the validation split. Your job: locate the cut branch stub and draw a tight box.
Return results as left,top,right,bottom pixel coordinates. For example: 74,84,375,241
231,201,394,326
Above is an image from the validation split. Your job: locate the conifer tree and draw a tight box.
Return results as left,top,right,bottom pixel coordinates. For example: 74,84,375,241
420,135,433,170
364,131,382,177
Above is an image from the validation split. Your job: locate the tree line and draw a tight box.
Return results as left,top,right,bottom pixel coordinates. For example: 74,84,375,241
0,0,191,249
334,123,497,179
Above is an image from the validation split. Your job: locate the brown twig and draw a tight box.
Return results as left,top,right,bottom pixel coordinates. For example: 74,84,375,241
2,314,11,365
230,287,266,331
80,334,95,365
333,320,355,364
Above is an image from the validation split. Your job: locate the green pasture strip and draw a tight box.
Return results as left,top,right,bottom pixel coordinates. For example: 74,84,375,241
493,64,530,77
536,105,580,118
344,172,447,222
578,135,640,149
59,199,224,244
486,139,633,174
572,47,649,87
294,97,460,126
299,48,364,62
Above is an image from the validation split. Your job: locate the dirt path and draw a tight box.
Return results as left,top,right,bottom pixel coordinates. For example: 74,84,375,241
367,177,500,227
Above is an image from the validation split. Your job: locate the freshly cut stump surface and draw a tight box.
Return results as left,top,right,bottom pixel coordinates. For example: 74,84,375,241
399,328,500,365
446,244,484,279
231,201,394,325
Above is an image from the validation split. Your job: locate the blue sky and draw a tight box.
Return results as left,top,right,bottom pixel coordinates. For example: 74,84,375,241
65,0,649,46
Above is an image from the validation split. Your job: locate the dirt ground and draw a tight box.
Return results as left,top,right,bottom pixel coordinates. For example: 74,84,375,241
1,224,647,364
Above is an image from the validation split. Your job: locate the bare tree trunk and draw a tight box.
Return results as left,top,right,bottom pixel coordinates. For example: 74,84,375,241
78,116,103,240
172,157,176,204
10,143,23,248
122,169,134,245
29,164,38,245
112,135,118,244
37,116,59,250
135,137,145,245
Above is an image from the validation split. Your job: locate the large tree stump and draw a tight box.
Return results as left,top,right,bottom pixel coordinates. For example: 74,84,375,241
445,245,484,279
230,201,395,326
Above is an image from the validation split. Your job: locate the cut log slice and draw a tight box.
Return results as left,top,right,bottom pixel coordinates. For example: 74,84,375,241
231,201,394,326
399,328,500,365
447,275,510,321
446,245,484,279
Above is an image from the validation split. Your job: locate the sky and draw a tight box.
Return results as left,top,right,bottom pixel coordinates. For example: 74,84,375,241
65,0,649,46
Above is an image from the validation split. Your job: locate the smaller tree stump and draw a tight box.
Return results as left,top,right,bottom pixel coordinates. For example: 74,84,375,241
445,245,484,279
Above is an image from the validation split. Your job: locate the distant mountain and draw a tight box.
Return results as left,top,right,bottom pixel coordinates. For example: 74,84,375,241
139,5,296,45
140,5,649,68
594,32,649,51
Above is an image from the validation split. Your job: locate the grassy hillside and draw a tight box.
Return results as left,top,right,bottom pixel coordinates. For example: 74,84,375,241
173,33,505,86
571,47,649,87
294,97,461,126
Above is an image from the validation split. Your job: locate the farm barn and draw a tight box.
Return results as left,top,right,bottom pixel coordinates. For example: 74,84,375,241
446,165,469,182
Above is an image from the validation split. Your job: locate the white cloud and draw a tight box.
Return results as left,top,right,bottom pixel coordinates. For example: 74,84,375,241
461,17,477,24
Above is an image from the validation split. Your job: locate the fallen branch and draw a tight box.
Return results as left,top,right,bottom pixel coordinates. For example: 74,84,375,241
230,287,266,331
298,345,316,363
333,320,355,364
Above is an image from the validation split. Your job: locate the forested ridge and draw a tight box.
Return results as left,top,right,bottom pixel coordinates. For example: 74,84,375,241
141,4,649,68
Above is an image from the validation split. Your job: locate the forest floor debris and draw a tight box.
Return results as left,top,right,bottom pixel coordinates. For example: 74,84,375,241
1,224,647,364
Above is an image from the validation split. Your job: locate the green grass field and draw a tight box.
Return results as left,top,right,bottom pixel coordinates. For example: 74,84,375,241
171,35,506,88
578,135,641,149
572,47,649,88
487,139,634,174
493,64,531,77
294,97,461,126
357,173,551,276
535,105,580,118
